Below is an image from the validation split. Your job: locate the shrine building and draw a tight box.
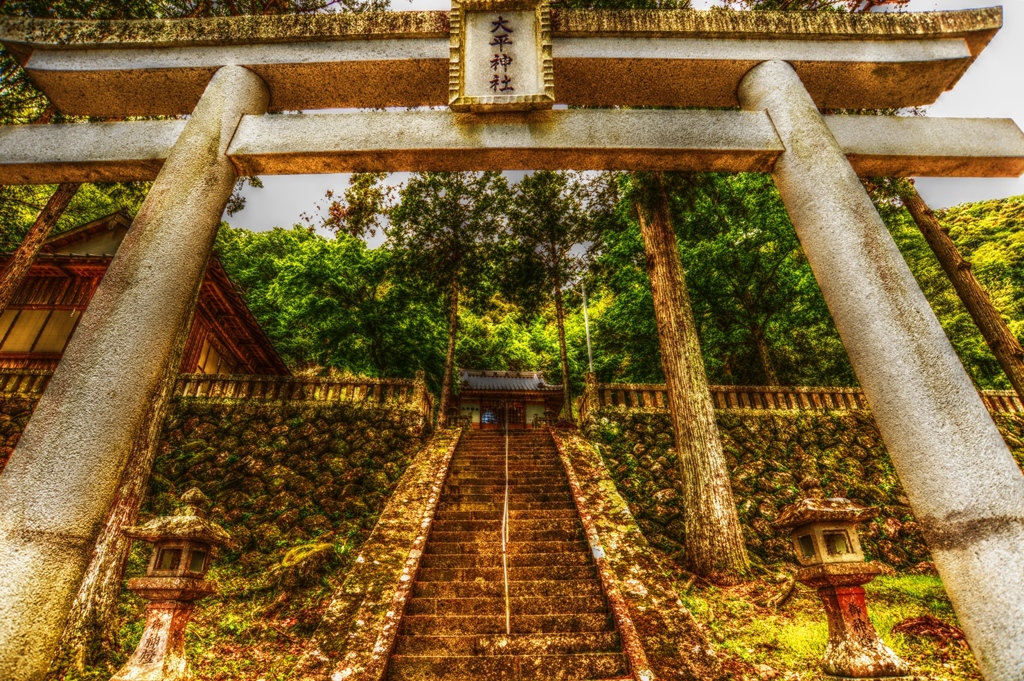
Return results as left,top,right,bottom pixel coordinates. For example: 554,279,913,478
456,369,563,429
0,212,288,376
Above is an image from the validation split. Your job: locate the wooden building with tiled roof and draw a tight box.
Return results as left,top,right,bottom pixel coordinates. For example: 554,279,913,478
0,212,288,376
455,369,563,429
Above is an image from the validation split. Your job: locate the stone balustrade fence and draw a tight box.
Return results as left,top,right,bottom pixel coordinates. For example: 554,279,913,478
579,377,1023,422
0,369,435,429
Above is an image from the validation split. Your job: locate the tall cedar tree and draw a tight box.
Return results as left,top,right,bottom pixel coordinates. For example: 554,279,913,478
502,171,592,422
388,172,508,427
671,173,854,387
893,180,1024,402
629,172,750,581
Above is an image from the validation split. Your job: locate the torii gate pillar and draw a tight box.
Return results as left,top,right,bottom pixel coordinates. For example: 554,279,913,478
0,65,269,680
740,60,1024,680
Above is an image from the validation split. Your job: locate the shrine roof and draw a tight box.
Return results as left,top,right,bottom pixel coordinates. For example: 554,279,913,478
460,369,561,393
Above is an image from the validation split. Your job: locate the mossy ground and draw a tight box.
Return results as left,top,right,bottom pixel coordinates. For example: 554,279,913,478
104,537,357,681
673,567,979,680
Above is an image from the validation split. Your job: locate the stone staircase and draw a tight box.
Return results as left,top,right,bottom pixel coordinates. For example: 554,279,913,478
386,429,630,681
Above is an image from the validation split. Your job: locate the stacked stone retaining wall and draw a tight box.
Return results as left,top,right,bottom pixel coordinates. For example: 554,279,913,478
585,407,1024,571
151,398,428,558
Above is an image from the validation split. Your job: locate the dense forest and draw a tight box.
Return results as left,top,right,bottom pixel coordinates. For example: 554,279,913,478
211,173,1024,399
0,160,1022,399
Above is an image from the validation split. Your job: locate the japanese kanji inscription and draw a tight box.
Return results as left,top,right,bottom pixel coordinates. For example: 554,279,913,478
449,0,554,112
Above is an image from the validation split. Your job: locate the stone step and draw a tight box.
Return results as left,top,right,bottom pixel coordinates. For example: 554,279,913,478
412,579,603,599
424,540,589,555
416,565,598,582
437,500,575,510
419,552,593,569
445,476,565,485
434,510,581,522
385,430,625,681
448,465,562,472
447,473,564,479
393,631,622,656
401,613,615,635
386,652,630,681
430,499,577,509
440,494,575,504
428,529,584,543
443,484,571,495
406,595,610,616
432,518,583,533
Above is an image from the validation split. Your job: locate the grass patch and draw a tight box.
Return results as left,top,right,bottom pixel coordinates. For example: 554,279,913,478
675,568,980,680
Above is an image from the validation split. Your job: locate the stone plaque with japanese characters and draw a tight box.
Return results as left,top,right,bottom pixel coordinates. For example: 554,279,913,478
449,0,554,112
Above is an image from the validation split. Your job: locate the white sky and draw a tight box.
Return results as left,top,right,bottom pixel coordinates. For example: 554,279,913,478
225,0,1023,234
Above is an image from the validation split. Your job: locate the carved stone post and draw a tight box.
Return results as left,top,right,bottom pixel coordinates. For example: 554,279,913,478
0,65,268,680
414,370,432,435
582,372,599,424
739,59,1024,680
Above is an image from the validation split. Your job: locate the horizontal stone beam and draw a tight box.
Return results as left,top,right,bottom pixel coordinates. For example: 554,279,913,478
0,120,185,184
220,111,1024,177
227,109,784,174
828,116,1024,178
0,111,1021,183
0,8,1000,116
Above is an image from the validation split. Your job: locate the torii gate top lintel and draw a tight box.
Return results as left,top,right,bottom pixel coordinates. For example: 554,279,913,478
0,7,1003,116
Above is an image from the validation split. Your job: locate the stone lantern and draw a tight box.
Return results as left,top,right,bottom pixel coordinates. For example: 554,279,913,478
111,488,230,681
776,498,909,679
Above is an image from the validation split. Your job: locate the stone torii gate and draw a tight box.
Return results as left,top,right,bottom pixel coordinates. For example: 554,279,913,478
1,5,1023,680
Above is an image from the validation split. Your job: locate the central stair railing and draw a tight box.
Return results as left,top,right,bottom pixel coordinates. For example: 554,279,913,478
502,400,511,636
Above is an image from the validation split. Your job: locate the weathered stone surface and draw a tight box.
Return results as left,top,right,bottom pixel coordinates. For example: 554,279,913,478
551,429,723,681
740,59,1024,680
109,600,199,681
827,115,1024,178
152,399,426,557
292,428,462,681
0,64,268,681
6,111,1021,184
0,119,185,184
228,108,782,175
0,8,1000,115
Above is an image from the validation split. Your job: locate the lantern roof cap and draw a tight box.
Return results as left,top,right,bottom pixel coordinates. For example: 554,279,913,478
123,487,231,546
775,497,877,530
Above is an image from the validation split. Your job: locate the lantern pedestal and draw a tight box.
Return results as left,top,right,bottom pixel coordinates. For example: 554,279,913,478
112,578,216,681
796,563,909,679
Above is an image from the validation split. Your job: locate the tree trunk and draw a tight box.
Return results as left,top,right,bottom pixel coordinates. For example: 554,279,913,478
740,289,779,385
634,175,749,582
48,261,207,676
0,183,81,311
437,274,459,428
751,326,779,386
899,182,1024,402
552,274,574,424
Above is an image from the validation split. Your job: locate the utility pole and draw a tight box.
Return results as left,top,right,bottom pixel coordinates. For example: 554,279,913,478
582,281,594,373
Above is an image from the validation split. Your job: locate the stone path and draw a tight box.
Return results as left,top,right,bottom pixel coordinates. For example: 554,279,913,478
386,429,629,680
